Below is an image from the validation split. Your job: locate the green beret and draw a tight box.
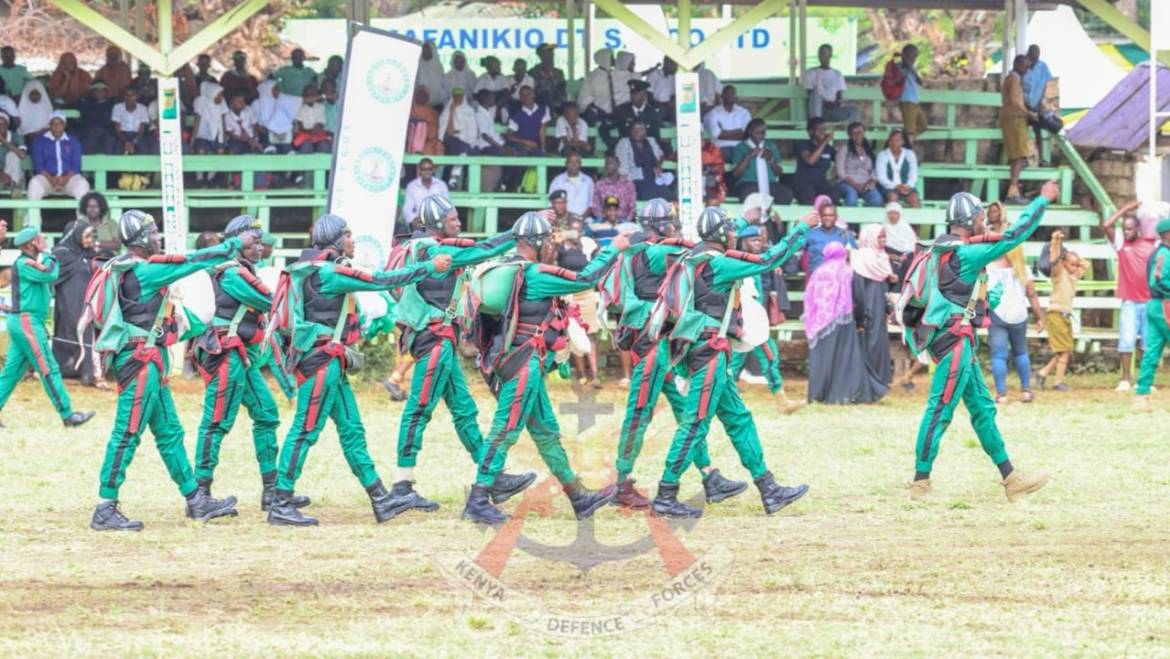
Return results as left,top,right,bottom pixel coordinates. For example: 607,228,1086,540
261,232,278,246
13,226,38,247
1158,218,1170,236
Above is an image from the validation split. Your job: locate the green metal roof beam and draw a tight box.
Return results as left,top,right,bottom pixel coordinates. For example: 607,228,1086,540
165,0,269,72
1076,0,1170,68
591,0,692,66
50,0,166,71
685,0,787,67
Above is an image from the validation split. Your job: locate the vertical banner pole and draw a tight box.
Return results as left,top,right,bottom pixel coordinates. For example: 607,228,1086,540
157,77,186,253
674,72,703,242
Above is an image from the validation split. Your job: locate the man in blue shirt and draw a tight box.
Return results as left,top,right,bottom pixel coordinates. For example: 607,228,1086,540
1022,44,1054,164
28,111,90,201
898,45,926,145
803,201,856,273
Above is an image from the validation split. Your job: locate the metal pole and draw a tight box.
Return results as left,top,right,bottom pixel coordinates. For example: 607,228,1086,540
798,0,807,79
567,0,576,82
1002,0,1012,77
135,0,144,41
158,0,173,55
1014,0,1027,59
788,0,796,84
678,0,692,48
584,0,593,76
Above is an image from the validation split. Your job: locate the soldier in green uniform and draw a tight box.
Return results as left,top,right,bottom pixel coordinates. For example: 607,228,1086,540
191,215,301,511
266,214,452,527
610,199,746,509
461,211,629,524
386,195,535,513
653,208,812,518
1134,218,1170,411
904,187,1056,501
0,226,94,428
91,211,251,531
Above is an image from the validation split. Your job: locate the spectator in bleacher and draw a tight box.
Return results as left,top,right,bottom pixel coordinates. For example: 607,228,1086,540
730,118,791,205
586,195,622,247
701,138,727,205
531,43,566,112
94,46,132,100
896,44,926,145
834,121,883,207
321,79,339,134
790,117,839,205
221,50,260,105
131,63,158,105
804,44,860,125
444,51,478,111
18,80,51,141
548,189,582,229
875,128,921,208
191,81,227,151
0,112,25,191
507,58,534,105
253,79,296,154
502,85,548,190
1001,55,1035,205
1023,44,1053,165
402,158,448,227
695,62,721,114
112,86,155,155
615,121,672,202
28,112,90,201
852,224,897,386
475,56,510,107
80,191,118,259
0,79,18,130
194,54,218,86
1103,200,1157,392
554,101,591,155
1035,230,1084,392
439,86,479,157
881,202,917,257
409,86,444,156
224,91,262,154
274,48,316,97
473,88,505,152
175,62,200,111
51,219,96,385
591,154,636,222
549,151,594,218
293,84,331,154
75,82,114,156
47,52,92,107
0,47,29,104
645,56,677,118
415,41,447,108
704,85,751,160
985,201,1043,404
604,79,663,151
803,200,855,273
578,49,629,126
317,55,344,90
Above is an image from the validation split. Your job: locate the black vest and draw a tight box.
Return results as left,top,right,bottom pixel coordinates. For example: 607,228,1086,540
120,270,165,331
303,271,344,328
212,264,261,342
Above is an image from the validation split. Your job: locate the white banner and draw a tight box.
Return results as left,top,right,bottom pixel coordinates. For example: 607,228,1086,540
674,72,703,243
157,77,186,254
328,27,421,270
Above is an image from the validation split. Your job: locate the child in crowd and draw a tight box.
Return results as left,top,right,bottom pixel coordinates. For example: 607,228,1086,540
586,195,621,247
223,91,261,154
555,102,591,155
293,84,331,154
1036,230,1084,391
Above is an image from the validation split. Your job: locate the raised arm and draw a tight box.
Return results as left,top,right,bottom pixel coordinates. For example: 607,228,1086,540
432,231,515,269
1102,200,1140,246
526,244,623,298
958,184,1057,278
713,222,811,287
135,237,241,293
17,253,60,284
321,259,441,295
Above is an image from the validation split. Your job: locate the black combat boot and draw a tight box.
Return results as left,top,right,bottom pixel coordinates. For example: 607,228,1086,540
614,478,651,509
461,484,510,524
490,471,537,504
651,481,703,519
368,480,412,523
260,472,310,511
754,471,809,515
564,479,615,520
63,411,96,427
185,487,239,522
390,479,440,512
267,490,318,526
703,469,748,504
90,500,144,532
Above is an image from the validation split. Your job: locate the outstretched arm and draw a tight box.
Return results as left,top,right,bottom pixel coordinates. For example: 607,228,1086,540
712,222,812,287
527,237,632,298
221,265,273,310
433,231,515,269
321,259,441,295
135,237,242,294
959,182,1059,280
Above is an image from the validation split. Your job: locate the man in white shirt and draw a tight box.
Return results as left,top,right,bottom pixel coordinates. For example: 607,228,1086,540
223,91,261,154
577,49,632,126
111,86,154,154
548,151,594,217
646,57,677,108
402,158,450,227
438,87,479,155
473,89,505,153
803,44,859,124
703,84,752,159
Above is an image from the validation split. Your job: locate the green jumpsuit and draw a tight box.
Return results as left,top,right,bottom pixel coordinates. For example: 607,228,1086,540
274,253,437,496
912,197,1049,475
394,232,514,468
1136,243,1170,396
97,240,244,501
192,261,280,485
0,251,76,420
660,226,808,485
475,248,619,488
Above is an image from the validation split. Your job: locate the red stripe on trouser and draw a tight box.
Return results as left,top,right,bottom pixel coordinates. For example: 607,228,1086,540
417,343,443,406
1163,300,1170,322
212,358,230,423
21,316,49,375
697,359,718,420
636,342,659,409
304,369,326,430
941,342,965,403
506,364,530,431
128,365,149,433
761,341,774,362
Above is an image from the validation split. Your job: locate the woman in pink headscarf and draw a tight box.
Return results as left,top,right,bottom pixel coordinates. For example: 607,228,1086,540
851,224,897,385
803,241,889,404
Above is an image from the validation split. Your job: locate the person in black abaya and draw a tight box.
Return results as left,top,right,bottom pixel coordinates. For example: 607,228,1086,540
51,220,97,384
850,224,898,386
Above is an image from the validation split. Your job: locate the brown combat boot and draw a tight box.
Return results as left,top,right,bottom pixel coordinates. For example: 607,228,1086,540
907,479,932,501
614,478,651,509
1002,470,1049,502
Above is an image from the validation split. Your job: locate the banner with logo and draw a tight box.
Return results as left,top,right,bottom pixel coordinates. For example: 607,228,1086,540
156,77,186,254
328,27,420,270
674,72,703,243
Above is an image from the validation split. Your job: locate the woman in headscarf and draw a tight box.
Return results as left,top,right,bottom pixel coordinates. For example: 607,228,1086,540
252,78,296,152
415,41,447,107
47,52,92,106
851,224,897,386
191,81,227,184
985,201,1043,403
803,241,888,404
51,220,98,384
443,51,477,109
18,80,52,139
408,86,444,156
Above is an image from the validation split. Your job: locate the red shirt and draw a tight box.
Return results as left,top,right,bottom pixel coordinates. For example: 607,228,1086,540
1115,235,1157,302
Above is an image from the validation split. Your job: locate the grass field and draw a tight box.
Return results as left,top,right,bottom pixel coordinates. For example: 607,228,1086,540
1,369,1169,656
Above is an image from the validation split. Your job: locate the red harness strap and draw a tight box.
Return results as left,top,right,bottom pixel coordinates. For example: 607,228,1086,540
696,335,731,420
416,324,457,406
941,322,976,403
123,341,166,433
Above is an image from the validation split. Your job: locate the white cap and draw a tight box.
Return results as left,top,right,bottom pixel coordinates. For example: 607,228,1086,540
885,202,903,213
